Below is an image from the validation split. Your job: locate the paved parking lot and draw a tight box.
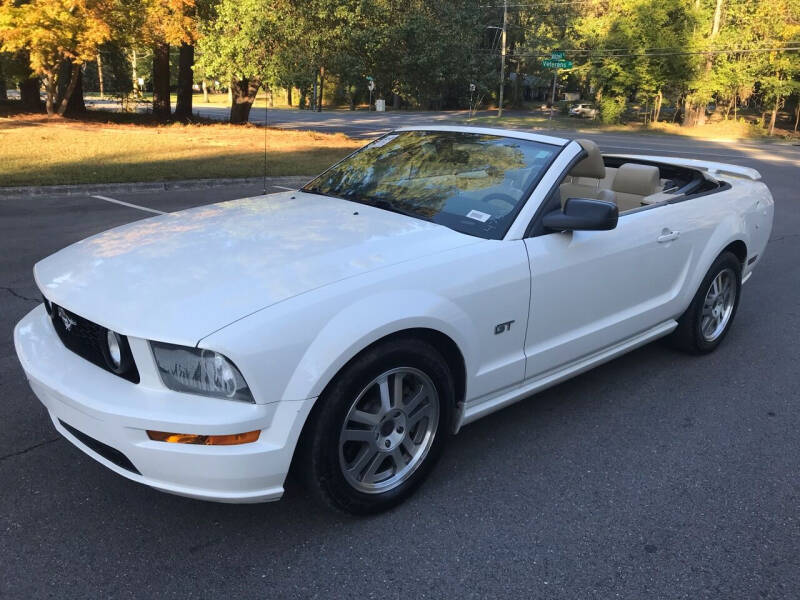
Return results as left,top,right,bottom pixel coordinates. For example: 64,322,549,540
1,133,799,598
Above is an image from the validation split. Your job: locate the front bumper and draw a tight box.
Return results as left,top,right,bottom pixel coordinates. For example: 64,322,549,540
14,305,314,503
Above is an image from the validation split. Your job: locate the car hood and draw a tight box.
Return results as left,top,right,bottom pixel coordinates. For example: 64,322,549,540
35,191,478,344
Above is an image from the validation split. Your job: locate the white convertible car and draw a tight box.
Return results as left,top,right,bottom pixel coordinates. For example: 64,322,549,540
15,126,774,514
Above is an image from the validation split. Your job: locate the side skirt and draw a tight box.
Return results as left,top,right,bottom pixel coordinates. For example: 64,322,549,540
457,320,678,429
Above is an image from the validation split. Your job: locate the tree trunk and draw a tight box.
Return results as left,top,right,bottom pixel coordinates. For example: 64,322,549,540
56,62,82,116
794,99,799,133
316,67,325,112
287,86,292,107
683,97,694,127
19,76,42,111
202,79,209,103
131,50,141,98
228,83,233,106
174,43,194,120
696,103,706,127
63,64,85,116
44,73,57,115
55,60,85,116
724,97,733,120
44,69,58,117
229,77,260,124
0,61,7,101
152,42,171,118
653,91,662,123
768,97,779,136
97,53,104,99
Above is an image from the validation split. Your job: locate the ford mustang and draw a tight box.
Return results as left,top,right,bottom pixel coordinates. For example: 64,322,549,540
14,126,774,514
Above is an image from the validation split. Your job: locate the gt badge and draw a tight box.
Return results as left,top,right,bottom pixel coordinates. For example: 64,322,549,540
494,320,515,335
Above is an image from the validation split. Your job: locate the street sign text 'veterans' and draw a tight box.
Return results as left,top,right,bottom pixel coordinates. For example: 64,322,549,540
542,59,573,69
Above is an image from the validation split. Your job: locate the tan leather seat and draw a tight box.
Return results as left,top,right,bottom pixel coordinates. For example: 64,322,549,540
611,163,662,212
560,139,616,207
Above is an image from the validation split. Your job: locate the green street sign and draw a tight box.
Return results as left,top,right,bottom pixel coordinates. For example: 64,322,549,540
542,59,573,69
550,51,565,59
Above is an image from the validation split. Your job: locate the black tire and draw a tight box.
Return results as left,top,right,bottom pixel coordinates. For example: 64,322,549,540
296,337,454,515
669,251,742,354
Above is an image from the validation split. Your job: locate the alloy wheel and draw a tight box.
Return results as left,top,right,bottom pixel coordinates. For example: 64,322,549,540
700,267,736,342
338,367,439,494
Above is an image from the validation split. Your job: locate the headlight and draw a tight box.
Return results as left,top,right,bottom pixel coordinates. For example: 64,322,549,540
150,342,254,403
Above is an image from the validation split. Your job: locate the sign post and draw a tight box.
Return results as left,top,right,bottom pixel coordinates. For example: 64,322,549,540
366,76,375,111
469,83,476,118
541,52,572,120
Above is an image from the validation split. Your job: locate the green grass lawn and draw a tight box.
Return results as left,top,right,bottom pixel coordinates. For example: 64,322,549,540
0,114,363,187
469,113,774,140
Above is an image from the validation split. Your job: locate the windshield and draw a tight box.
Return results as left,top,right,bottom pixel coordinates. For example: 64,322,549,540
302,130,561,239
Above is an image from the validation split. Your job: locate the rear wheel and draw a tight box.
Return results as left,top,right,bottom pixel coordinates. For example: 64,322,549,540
298,338,453,514
670,251,742,354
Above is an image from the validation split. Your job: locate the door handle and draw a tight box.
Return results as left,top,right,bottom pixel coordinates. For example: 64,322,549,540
657,229,680,243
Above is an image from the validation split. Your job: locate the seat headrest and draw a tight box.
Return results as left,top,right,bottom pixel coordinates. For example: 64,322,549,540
612,163,661,196
568,139,606,179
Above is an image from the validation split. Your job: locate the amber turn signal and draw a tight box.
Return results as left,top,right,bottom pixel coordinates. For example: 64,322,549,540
147,430,260,445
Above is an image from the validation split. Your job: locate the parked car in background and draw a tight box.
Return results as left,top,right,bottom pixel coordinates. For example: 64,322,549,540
569,103,598,118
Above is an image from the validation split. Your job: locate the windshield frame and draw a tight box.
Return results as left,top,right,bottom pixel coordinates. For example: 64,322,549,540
301,129,567,240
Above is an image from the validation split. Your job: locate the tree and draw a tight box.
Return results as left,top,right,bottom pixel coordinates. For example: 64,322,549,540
749,0,800,135
1,50,42,108
139,0,197,118
196,0,288,123
0,0,114,115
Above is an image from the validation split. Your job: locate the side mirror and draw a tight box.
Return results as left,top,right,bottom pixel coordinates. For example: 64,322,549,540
542,197,619,232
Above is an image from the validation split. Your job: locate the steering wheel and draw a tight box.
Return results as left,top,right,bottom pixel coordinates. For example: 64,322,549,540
480,192,517,211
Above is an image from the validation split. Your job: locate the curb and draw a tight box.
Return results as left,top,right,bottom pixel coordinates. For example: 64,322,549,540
0,176,312,199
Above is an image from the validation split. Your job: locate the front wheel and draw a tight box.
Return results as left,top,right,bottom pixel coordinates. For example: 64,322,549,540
297,338,454,514
670,251,742,354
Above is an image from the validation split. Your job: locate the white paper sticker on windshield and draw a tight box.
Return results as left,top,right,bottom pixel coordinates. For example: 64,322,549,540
369,134,399,149
466,209,491,223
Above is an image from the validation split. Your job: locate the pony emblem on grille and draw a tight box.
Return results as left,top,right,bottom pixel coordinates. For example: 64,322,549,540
57,307,77,332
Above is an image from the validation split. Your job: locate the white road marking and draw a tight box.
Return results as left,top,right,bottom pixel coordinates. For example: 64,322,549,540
90,195,166,215
273,186,296,191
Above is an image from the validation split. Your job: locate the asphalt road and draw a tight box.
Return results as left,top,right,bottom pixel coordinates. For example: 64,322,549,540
1,131,799,599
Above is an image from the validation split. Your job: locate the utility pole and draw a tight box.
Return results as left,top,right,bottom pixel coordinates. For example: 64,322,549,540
498,0,507,117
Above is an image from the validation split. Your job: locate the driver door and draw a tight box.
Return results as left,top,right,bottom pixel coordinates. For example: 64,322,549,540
522,202,693,380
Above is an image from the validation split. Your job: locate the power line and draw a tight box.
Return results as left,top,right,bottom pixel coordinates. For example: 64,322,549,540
480,1,597,8
476,46,800,58
481,1,595,6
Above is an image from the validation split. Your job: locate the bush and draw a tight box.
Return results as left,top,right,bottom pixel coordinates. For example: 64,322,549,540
557,100,570,115
599,96,626,124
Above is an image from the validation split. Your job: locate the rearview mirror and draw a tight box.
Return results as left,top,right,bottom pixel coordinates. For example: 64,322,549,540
542,197,619,232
